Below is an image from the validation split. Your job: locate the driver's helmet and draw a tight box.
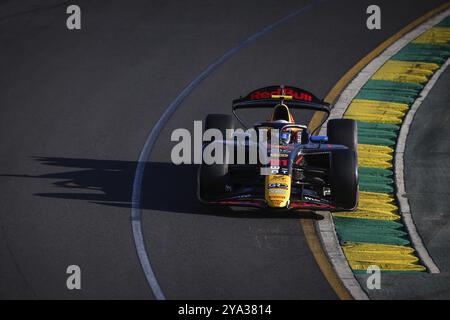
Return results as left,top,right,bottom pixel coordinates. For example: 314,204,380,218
280,129,291,144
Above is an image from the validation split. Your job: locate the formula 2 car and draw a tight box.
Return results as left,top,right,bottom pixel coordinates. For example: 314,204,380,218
197,85,358,211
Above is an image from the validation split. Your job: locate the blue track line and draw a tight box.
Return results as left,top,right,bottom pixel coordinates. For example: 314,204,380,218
131,0,329,300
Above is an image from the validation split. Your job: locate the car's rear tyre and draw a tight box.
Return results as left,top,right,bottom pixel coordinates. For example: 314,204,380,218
330,149,358,210
198,114,234,201
327,119,358,153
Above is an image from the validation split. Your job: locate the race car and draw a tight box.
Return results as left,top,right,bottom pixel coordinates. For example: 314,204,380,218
197,85,358,211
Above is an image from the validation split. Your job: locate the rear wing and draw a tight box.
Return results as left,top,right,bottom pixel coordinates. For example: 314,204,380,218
232,85,331,131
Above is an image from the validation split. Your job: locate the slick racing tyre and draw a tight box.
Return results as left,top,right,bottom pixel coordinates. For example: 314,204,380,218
327,119,358,210
327,119,358,153
330,149,358,210
198,114,234,201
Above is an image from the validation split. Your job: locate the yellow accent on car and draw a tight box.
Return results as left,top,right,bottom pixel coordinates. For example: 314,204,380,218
265,174,291,208
271,94,293,99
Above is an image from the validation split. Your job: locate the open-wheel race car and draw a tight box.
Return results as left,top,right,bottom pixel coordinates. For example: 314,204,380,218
197,85,358,211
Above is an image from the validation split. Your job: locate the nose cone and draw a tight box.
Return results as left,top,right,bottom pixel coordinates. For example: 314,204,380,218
265,174,291,208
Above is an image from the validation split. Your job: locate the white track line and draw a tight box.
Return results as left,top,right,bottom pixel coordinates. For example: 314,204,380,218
316,8,450,299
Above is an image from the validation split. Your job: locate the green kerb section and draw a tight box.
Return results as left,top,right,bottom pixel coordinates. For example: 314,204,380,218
359,167,394,193
355,80,423,104
393,43,450,64
438,15,450,27
357,121,400,146
334,217,410,246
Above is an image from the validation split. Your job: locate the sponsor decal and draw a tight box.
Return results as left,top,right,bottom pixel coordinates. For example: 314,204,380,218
304,196,323,203
250,88,313,102
229,194,252,199
268,183,288,189
270,196,287,200
269,189,287,195
270,153,289,158
269,175,287,182
274,145,293,150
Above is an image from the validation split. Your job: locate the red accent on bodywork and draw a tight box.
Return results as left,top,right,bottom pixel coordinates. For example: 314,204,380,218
207,199,335,210
289,202,335,209
270,159,288,166
295,155,304,165
250,88,313,102
210,199,265,206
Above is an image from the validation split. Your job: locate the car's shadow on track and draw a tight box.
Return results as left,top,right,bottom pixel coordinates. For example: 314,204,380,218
2,156,323,220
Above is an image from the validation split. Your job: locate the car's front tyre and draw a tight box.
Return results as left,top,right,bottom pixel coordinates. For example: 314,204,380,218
327,119,358,210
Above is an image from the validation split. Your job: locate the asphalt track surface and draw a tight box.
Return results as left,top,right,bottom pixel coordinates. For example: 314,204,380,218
405,66,450,282
0,0,447,299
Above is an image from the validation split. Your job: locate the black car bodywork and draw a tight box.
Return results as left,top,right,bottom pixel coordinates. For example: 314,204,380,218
197,85,359,211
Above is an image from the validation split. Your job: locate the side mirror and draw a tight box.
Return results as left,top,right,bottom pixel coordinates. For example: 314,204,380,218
310,135,328,143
